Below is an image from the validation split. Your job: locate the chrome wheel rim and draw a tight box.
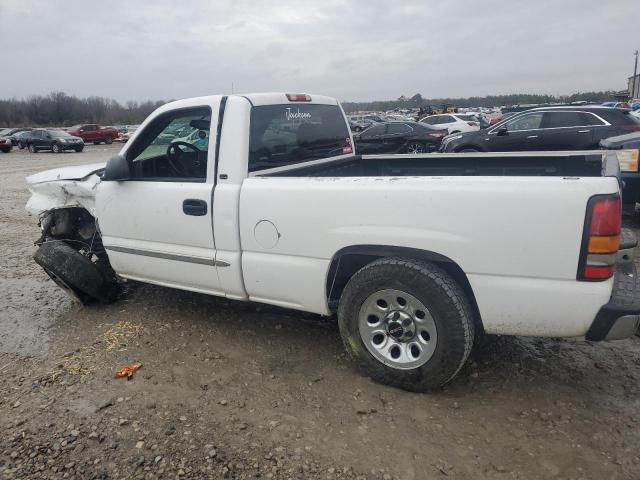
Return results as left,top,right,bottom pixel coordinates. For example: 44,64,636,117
407,143,423,154
358,289,437,370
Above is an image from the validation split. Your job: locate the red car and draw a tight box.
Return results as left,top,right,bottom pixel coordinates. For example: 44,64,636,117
0,136,13,153
66,124,119,145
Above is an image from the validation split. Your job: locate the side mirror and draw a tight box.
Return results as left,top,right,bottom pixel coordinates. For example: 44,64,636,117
102,154,131,181
496,126,508,136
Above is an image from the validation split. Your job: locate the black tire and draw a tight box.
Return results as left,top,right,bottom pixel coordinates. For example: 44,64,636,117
18,142,25,150
105,136,113,145
93,141,100,145
52,143,62,153
75,146,84,153
338,258,475,391
34,241,117,304
28,143,37,153
458,147,481,153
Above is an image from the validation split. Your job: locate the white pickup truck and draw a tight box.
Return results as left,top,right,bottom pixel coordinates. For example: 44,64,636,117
26,93,640,391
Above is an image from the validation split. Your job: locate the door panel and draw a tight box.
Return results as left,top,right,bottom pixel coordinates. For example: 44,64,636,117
95,101,222,295
96,181,222,294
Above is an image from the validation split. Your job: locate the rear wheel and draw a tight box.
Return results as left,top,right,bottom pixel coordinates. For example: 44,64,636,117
28,143,37,153
34,241,117,304
338,258,475,391
406,142,425,154
18,142,25,150
105,136,113,145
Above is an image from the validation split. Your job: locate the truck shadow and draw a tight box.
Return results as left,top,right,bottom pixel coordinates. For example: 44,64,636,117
108,280,640,400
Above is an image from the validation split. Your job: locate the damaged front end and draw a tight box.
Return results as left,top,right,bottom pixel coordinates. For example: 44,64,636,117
26,165,119,304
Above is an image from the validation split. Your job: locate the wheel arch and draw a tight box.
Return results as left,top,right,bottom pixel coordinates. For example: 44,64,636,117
325,244,483,331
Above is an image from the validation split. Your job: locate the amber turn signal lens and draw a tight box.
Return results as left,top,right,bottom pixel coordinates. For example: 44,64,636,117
588,235,620,254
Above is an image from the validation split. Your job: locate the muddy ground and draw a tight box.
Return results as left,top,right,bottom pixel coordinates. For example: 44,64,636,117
1,145,640,480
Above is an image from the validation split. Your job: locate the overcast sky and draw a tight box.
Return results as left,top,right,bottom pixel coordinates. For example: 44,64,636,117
1,0,638,103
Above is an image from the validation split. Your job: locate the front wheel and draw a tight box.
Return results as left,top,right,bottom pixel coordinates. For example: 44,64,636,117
34,241,117,304
338,258,475,391
28,144,37,153
405,142,425,154
52,143,62,153
18,142,25,150
105,136,113,145
458,147,481,153
75,146,84,153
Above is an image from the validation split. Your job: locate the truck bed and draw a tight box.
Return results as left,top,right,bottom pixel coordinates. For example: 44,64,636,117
259,151,620,178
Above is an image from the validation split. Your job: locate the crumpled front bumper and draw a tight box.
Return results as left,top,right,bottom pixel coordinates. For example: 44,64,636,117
586,237,640,341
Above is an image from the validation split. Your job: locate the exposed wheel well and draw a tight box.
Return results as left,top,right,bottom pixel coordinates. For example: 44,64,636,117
326,245,483,332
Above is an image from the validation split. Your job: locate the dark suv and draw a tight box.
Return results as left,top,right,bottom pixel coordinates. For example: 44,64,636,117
26,129,84,153
441,106,640,152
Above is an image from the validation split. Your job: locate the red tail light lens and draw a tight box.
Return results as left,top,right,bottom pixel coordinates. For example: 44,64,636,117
590,197,621,235
286,93,312,102
429,130,448,138
583,265,615,279
622,124,640,132
578,194,621,281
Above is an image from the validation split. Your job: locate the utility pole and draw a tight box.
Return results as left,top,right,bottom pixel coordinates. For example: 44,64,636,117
632,50,639,100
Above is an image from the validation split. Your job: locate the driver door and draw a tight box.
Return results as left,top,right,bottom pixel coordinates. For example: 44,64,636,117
95,102,224,295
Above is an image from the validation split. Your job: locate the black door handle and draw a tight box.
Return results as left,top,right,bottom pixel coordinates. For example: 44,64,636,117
183,199,207,216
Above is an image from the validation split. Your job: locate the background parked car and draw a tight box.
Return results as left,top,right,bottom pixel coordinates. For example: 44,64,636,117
349,119,371,132
66,124,118,144
353,121,448,154
441,106,640,152
14,130,34,149
600,131,640,208
419,114,481,134
26,129,84,153
0,127,33,145
0,135,12,153
117,125,139,142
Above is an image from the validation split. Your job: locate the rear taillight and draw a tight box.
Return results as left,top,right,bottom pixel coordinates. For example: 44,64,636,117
622,124,640,132
429,130,448,138
578,194,621,281
286,93,311,102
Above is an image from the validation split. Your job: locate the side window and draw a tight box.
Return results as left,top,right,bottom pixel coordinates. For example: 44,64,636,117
580,112,606,126
127,107,212,181
362,125,386,138
387,123,412,135
248,104,351,172
439,115,455,123
422,117,437,125
541,112,585,128
505,112,543,131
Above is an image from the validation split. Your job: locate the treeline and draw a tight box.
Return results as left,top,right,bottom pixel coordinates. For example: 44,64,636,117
0,89,621,125
0,92,168,127
342,90,619,112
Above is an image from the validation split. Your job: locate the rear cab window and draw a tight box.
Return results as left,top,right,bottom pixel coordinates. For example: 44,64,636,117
249,104,351,172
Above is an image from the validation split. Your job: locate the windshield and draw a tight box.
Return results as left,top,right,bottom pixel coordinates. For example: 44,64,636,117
249,104,351,172
48,129,73,138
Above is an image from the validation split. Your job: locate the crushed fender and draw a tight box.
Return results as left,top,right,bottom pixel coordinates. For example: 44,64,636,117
114,363,143,380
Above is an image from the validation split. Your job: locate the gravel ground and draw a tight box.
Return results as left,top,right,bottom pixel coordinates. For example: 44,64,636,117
1,145,640,480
